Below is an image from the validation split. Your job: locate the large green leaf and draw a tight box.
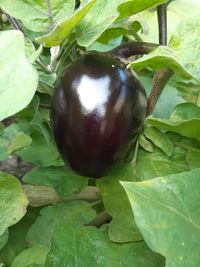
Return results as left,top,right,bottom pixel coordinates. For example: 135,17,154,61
0,0,75,32
22,166,88,197
0,230,8,250
136,145,189,180
37,0,96,46
130,46,193,80
122,168,200,267
97,164,142,243
0,207,39,266
26,202,95,248
11,246,49,267
0,172,28,236
21,202,96,265
0,31,38,121
45,224,165,266
147,117,200,142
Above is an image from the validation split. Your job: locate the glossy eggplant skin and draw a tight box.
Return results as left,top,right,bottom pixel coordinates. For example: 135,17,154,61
51,53,147,178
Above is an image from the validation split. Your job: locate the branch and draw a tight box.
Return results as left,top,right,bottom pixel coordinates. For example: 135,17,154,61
147,68,174,116
39,103,51,109
4,13,22,31
86,211,112,228
157,3,167,46
111,41,158,58
23,185,101,207
45,0,56,31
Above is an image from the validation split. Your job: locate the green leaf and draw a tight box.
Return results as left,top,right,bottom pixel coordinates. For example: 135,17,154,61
0,207,39,266
0,30,38,121
31,109,52,145
168,132,200,172
22,166,88,197
139,134,154,153
97,164,142,243
16,132,64,167
170,102,200,121
122,168,200,267
136,146,188,180
11,246,49,267
0,0,75,32
133,0,200,44
0,230,9,250
147,102,200,142
144,126,173,156
8,132,32,154
76,0,124,47
77,0,168,47
0,124,32,161
0,172,28,236
130,46,193,80
186,149,200,170
45,224,164,266
147,117,200,142
37,0,96,47
26,202,95,248
23,202,95,264
118,0,167,19
38,71,56,95
169,14,200,81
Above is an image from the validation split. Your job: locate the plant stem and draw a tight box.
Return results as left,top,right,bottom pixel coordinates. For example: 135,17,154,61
23,185,101,207
157,3,167,46
147,68,174,115
39,103,51,109
45,0,56,31
86,211,112,228
4,13,22,31
147,1,174,116
111,41,158,58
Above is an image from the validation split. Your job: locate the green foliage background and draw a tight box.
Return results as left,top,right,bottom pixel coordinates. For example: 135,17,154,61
0,0,200,266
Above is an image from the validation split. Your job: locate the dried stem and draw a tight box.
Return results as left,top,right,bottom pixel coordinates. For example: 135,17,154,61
23,185,101,207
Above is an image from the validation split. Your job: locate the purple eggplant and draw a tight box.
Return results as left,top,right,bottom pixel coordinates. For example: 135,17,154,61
51,53,147,178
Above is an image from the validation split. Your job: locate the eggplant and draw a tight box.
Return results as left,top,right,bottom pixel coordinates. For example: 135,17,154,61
51,53,147,178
